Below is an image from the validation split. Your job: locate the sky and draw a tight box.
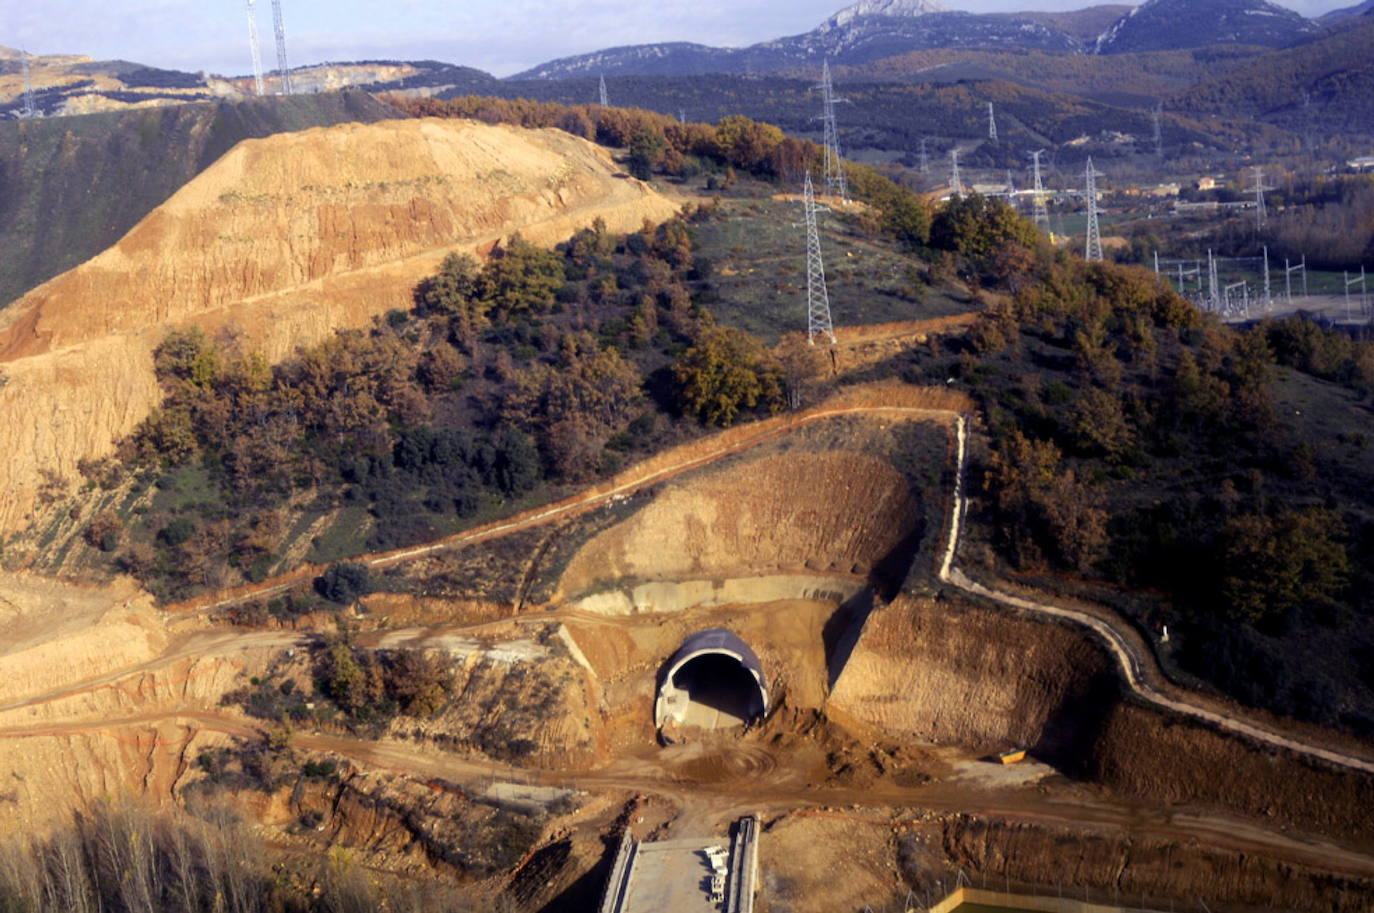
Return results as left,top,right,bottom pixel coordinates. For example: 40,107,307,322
0,0,1352,79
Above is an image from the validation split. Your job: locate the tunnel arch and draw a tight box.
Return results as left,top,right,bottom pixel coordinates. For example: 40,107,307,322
654,628,769,734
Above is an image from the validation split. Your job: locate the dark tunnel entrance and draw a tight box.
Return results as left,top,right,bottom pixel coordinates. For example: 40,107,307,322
655,628,769,736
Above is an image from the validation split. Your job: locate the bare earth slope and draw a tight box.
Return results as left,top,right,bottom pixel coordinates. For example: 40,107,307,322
0,117,677,533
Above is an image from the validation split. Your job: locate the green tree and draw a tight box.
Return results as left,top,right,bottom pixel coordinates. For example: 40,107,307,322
672,325,784,427
929,193,1038,279
1069,388,1134,462
1218,508,1349,624
626,125,667,180
317,561,372,604
477,235,566,319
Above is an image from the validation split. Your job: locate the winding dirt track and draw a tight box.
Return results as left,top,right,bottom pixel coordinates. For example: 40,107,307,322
937,415,1374,777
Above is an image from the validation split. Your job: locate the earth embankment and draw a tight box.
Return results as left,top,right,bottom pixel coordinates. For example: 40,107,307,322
831,594,1374,843
0,117,678,534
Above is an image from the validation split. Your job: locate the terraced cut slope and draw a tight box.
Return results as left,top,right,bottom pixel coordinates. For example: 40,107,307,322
0,117,677,534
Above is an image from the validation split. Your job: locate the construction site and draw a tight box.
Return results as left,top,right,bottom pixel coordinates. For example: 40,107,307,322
0,373,1371,912
1,13,1373,907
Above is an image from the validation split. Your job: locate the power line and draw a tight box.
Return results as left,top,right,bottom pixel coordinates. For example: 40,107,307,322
1250,165,1274,232
270,0,292,95
243,0,266,96
802,172,835,346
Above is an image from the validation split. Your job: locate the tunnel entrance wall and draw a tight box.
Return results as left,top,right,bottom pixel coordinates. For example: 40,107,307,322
655,628,769,731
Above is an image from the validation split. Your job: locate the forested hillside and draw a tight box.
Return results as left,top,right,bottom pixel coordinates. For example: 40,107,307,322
885,194,1374,736
1172,15,1374,135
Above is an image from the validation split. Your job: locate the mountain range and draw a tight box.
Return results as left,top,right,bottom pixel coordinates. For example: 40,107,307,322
512,0,1323,79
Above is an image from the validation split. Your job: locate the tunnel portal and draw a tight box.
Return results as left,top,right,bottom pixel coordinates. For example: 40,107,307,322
655,628,768,735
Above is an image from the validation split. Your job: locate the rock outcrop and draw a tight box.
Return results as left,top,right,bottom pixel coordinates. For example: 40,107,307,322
0,117,677,533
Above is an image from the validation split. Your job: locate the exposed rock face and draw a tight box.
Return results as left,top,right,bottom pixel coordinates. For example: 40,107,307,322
0,117,677,534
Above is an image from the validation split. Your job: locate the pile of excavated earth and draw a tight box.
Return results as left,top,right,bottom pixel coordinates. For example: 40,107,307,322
0,116,676,535
0,116,1371,913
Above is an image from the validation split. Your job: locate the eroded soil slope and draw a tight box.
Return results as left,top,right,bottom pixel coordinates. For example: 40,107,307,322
0,117,677,533
558,449,921,603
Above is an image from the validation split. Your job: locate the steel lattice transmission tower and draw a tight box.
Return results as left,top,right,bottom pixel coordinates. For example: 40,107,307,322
1029,150,1050,235
19,49,37,119
987,102,997,142
950,148,963,195
1251,165,1274,232
814,62,849,202
271,0,292,94
243,0,266,96
1084,156,1104,262
917,137,929,175
598,75,609,107
802,172,835,346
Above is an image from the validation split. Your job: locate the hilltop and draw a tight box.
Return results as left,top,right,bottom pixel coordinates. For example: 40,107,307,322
0,90,397,308
0,116,675,534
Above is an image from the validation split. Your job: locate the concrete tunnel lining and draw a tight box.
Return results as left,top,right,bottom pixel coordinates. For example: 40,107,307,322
655,628,769,732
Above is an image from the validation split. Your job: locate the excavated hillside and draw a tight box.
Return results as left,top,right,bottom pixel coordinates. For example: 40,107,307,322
0,116,677,534
831,595,1374,841
0,90,398,307
557,449,925,608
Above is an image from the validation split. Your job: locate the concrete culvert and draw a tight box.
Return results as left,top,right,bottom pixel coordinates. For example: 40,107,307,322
655,628,768,736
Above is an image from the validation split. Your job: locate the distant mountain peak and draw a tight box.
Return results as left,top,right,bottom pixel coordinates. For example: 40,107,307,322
1095,0,1315,53
821,0,950,31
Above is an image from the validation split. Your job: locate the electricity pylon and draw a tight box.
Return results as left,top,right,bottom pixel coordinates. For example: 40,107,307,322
1084,156,1104,262
244,0,266,96
802,172,835,346
1251,165,1274,231
598,74,608,107
917,137,929,175
271,0,292,94
1152,102,1163,158
19,49,36,118
950,148,963,195
1030,150,1050,235
987,102,997,142
814,61,849,203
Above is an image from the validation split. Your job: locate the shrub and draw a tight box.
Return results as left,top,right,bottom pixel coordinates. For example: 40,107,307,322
316,562,372,604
